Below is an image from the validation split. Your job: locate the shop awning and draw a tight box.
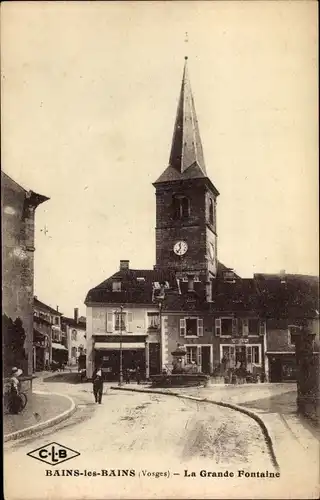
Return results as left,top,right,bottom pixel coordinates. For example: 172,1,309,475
266,351,295,355
52,342,68,351
95,342,145,350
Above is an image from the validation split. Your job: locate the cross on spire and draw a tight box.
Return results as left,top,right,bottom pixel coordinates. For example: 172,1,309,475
184,32,189,60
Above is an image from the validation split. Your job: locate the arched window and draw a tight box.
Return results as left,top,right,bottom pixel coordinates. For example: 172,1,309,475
209,198,214,225
172,195,190,219
181,197,189,218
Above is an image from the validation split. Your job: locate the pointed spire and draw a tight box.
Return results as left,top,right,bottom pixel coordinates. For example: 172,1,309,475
169,57,206,175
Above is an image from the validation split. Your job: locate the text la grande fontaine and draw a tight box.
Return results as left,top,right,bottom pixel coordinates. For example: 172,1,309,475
184,470,280,479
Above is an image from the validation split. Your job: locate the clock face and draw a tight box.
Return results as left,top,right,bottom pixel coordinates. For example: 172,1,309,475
173,241,188,256
209,242,215,261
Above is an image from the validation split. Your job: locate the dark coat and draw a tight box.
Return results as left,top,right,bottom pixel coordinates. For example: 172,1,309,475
92,368,103,385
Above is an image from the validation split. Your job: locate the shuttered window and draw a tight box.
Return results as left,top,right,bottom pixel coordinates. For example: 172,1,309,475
259,320,266,336
232,318,238,336
242,319,249,337
215,318,221,336
180,318,186,337
198,318,204,336
107,313,113,332
114,311,126,332
185,318,198,337
127,312,133,332
248,318,259,335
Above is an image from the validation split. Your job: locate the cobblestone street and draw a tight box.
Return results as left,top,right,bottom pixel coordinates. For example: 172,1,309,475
5,375,319,499
5,375,277,499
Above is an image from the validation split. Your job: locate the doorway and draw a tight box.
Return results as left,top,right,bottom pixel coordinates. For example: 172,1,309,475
269,357,282,382
201,346,211,374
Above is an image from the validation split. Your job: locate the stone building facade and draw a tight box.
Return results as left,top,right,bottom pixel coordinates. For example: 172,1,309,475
61,308,86,366
33,297,65,370
85,58,318,397
2,172,48,379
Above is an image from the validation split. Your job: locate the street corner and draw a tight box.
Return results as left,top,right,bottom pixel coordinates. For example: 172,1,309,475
4,391,76,442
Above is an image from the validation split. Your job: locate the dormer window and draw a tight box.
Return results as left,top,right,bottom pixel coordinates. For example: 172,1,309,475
173,195,190,219
223,271,235,283
112,280,122,292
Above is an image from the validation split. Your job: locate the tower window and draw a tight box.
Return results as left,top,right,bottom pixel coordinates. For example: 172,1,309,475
172,195,190,219
209,198,214,225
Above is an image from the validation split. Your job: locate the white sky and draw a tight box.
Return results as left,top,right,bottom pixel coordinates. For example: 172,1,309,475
2,1,318,317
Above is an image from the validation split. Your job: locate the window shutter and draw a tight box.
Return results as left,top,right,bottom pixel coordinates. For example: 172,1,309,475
247,346,252,364
198,318,204,336
242,319,249,337
232,318,238,336
107,313,113,332
197,346,202,368
259,320,266,336
215,318,221,336
180,318,186,337
127,312,133,332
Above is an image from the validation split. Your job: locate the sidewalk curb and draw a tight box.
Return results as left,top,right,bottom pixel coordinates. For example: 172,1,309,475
111,385,279,471
4,391,76,443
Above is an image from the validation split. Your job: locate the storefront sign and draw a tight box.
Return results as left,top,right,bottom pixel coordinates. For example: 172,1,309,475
231,338,249,344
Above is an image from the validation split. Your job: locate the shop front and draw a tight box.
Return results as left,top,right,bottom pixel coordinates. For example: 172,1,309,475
267,352,296,382
94,337,147,381
220,338,264,382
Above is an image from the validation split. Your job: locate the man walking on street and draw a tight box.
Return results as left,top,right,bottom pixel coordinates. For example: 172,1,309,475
92,364,104,404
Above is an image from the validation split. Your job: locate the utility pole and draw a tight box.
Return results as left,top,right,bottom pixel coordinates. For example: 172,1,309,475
118,305,124,386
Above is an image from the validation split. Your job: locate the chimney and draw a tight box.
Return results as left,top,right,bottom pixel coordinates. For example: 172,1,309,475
56,306,59,312
187,275,194,292
74,308,79,324
120,260,129,271
206,280,212,302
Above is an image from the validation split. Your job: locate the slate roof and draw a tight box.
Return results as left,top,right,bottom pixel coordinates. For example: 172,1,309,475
61,316,86,329
255,274,319,319
34,297,62,316
153,58,219,196
85,261,236,306
85,267,319,319
85,268,179,305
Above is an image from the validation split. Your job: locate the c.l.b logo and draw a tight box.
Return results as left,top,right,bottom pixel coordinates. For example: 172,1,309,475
27,442,80,466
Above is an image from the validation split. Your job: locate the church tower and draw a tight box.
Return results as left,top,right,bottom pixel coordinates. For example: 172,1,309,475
153,57,219,282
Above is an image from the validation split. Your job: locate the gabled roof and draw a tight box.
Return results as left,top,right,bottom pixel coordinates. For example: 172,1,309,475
34,297,62,316
2,171,50,206
255,274,319,318
85,268,179,305
85,262,237,306
61,316,86,329
210,278,259,313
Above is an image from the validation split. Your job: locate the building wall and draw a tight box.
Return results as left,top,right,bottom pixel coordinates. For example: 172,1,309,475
2,174,47,376
155,181,216,275
86,304,160,378
67,326,86,365
162,313,219,373
161,312,264,375
266,318,295,352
